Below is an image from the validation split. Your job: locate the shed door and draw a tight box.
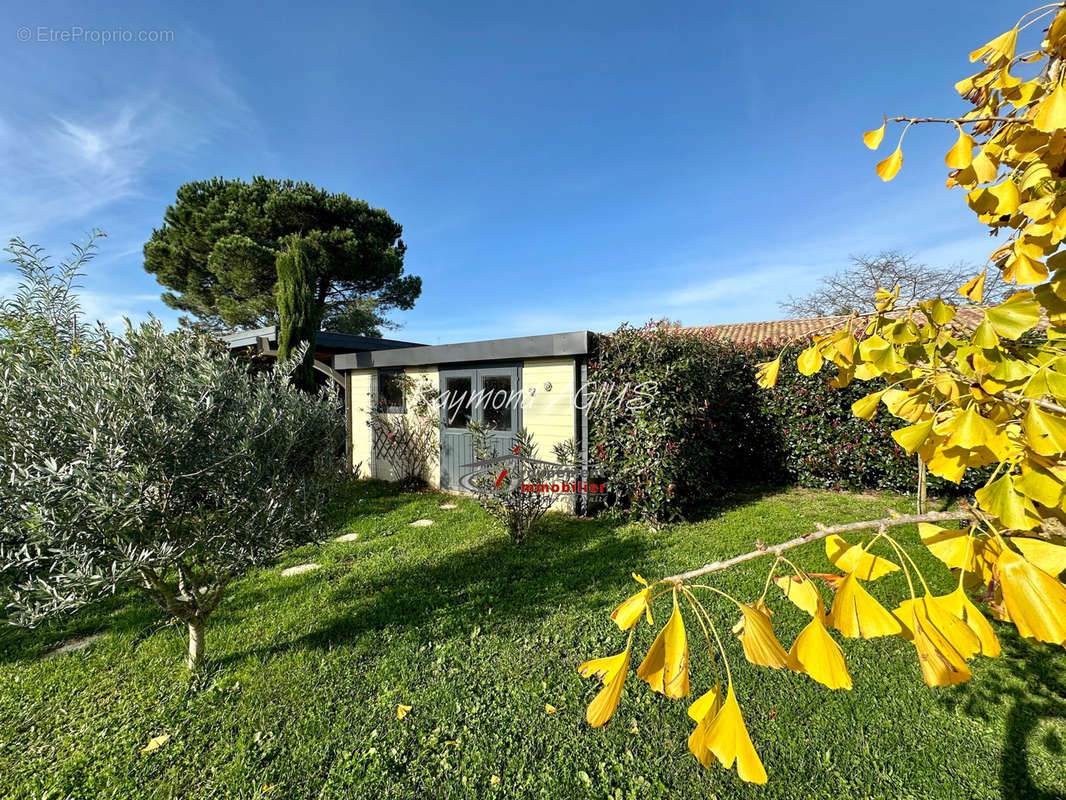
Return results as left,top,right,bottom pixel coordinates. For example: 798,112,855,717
439,365,520,490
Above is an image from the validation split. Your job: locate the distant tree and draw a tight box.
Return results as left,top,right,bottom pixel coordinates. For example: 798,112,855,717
320,295,395,338
143,177,421,384
779,251,1007,317
1,236,344,668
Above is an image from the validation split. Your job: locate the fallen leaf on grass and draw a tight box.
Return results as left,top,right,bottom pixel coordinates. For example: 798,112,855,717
140,734,170,754
397,704,412,719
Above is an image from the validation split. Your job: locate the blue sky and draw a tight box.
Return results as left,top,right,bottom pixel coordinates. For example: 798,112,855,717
1,0,1035,343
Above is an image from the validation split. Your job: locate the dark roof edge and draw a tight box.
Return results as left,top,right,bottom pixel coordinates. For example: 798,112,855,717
334,331,592,370
221,325,423,351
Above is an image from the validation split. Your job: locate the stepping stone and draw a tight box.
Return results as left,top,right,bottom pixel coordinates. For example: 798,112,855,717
334,533,360,542
439,503,458,510
409,519,434,527
44,632,106,659
280,563,321,576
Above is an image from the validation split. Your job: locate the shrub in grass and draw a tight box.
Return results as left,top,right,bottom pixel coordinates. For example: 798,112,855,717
465,424,574,543
0,234,344,668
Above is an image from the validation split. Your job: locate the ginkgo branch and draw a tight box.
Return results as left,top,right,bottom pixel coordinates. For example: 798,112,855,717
1002,390,1066,416
887,116,1025,126
662,509,973,584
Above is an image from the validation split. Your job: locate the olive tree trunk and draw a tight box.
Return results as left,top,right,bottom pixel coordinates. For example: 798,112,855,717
187,618,206,670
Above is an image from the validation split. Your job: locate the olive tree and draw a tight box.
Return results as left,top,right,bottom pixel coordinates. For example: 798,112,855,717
0,235,345,668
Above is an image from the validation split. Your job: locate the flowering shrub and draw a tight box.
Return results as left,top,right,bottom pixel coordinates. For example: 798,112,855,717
588,322,779,522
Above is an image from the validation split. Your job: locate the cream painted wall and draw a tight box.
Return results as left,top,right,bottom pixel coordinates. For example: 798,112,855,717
401,366,441,488
350,366,442,487
521,357,579,511
348,369,376,478
521,357,577,457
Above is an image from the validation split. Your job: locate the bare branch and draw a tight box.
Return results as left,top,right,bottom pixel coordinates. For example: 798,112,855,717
662,509,973,584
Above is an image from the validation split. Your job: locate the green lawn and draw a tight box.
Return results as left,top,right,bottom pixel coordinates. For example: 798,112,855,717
1,482,1064,800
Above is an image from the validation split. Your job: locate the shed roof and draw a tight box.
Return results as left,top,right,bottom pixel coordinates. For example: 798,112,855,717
222,325,423,355
333,330,592,370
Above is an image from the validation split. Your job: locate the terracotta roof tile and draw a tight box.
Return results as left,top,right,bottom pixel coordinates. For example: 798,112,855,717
682,307,1038,347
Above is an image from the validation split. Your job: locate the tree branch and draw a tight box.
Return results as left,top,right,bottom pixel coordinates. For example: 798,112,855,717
662,509,973,584
888,115,1024,125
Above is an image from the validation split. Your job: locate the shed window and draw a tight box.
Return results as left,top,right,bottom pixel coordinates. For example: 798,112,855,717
377,370,406,413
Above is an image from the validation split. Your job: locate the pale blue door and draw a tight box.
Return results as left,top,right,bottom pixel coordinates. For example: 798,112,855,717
439,365,520,490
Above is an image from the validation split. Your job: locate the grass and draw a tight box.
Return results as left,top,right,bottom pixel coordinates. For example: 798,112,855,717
1,482,1064,800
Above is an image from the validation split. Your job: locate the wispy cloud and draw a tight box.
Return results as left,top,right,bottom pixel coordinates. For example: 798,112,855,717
659,267,794,307
0,33,261,330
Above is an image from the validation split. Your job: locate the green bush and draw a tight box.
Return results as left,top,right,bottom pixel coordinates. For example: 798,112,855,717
587,322,780,522
752,345,988,495
0,235,345,668
588,324,983,522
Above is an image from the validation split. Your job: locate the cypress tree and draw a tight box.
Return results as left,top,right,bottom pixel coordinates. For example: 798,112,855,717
275,238,320,393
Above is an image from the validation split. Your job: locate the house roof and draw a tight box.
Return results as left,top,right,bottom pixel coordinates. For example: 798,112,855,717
683,307,1001,346
222,325,423,354
333,330,592,370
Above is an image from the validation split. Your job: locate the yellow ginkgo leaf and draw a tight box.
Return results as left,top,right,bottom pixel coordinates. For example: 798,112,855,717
918,523,978,571
687,684,723,724
943,586,1000,658
892,418,935,455
851,390,885,420
578,649,629,685
687,684,723,768
893,596,975,687
945,129,975,168
825,535,900,581
969,27,1018,64
876,147,903,181
1014,463,1064,507
582,648,631,727
863,118,886,150
140,734,171,754
986,179,1020,216
826,573,903,639
1022,403,1066,455
544,703,558,714
797,345,824,376
733,603,790,669
636,592,689,698
397,704,412,719
699,686,768,785
1033,80,1066,133
971,317,1000,349
972,151,1000,185
959,271,986,303
756,358,781,389
986,291,1041,339
610,586,652,630
944,406,998,450
881,388,928,423
974,474,1040,531
1003,251,1049,285
787,615,852,690
997,547,1066,645
773,575,823,617
1010,536,1066,576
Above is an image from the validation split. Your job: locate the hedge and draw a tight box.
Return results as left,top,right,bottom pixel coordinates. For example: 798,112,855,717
588,322,982,522
587,322,780,522
752,343,989,497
